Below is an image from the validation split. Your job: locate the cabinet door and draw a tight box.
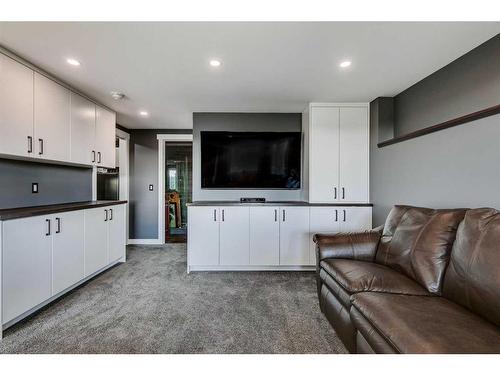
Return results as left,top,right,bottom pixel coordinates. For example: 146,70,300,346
188,207,220,266
309,207,341,265
219,207,250,266
249,207,280,266
2,216,52,323
95,106,116,168
339,107,369,203
339,207,372,232
52,211,85,295
0,54,34,157
34,73,71,162
108,204,126,263
309,106,340,203
279,207,310,266
84,208,109,277
70,92,96,165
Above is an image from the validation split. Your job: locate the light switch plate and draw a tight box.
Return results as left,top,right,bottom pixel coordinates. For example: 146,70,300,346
32,183,39,193
149,184,154,191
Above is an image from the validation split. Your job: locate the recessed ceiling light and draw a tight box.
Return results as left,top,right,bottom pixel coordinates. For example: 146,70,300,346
209,59,222,67
66,58,81,66
339,60,352,68
139,111,149,117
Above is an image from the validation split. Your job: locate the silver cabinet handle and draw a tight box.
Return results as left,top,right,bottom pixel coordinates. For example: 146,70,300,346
109,208,113,221
342,187,345,200
38,139,44,155
282,209,286,222
335,209,338,222
27,136,33,153
334,187,337,199
274,209,277,222
97,152,102,164
45,219,51,236
222,209,225,222
213,209,217,221
343,209,346,222
92,150,96,163
104,209,108,221
55,217,61,233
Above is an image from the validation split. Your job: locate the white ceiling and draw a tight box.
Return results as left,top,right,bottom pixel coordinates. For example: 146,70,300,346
0,22,498,129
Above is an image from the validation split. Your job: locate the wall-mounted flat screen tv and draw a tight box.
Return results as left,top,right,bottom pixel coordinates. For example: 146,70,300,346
201,131,301,189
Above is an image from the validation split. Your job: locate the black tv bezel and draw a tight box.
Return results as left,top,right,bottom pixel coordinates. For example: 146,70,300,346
200,131,302,190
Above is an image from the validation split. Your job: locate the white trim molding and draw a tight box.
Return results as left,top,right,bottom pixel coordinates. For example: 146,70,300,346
157,133,193,244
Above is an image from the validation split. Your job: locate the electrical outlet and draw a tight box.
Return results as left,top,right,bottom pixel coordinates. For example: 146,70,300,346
32,183,39,193
149,184,154,191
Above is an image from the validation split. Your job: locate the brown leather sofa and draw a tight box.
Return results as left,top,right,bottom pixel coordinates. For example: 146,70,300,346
314,205,500,353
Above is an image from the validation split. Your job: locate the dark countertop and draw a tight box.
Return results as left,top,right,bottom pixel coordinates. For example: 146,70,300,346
187,201,373,207
0,200,127,221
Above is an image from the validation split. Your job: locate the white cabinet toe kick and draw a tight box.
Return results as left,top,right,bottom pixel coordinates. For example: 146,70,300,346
187,205,372,272
0,202,127,339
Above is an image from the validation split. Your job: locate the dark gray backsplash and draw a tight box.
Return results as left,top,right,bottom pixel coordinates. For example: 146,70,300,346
0,159,92,209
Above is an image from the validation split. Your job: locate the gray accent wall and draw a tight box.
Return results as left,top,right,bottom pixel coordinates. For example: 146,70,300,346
370,34,500,226
192,113,302,201
128,129,193,239
0,159,92,209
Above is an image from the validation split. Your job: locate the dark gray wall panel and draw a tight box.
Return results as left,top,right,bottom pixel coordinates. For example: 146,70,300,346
192,113,302,201
0,159,92,209
370,35,500,226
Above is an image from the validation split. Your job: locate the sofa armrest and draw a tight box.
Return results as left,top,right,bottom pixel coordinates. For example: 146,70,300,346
313,225,383,264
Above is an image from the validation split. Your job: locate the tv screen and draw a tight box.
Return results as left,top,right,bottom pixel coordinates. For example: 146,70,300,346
201,131,301,189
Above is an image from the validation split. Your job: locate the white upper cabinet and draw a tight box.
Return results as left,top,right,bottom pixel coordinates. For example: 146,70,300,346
70,92,96,165
305,104,369,204
0,52,117,167
34,72,71,162
95,105,116,168
309,106,340,203
339,107,369,203
0,54,34,157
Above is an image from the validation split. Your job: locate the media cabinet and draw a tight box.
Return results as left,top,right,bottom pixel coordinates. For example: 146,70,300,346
187,202,372,272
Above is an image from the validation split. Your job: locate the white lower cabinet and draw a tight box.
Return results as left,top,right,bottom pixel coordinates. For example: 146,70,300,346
108,204,127,263
84,208,109,277
1,204,126,329
52,211,85,295
249,207,280,266
2,216,52,323
219,207,250,266
279,207,310,266
188,206,220,266
188,205,371,271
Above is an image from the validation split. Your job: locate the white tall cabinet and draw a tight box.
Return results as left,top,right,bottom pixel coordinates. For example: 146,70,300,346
304,103,369,203
70,92,96,166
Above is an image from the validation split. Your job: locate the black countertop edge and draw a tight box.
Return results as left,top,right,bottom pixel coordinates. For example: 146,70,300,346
0,200,127,221
187,201,373,207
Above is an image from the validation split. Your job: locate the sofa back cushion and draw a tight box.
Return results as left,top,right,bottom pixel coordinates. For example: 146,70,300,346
375,205,466,294
443,208,500,327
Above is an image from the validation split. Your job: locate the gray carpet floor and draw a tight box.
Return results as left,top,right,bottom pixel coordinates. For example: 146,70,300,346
0,244,346,354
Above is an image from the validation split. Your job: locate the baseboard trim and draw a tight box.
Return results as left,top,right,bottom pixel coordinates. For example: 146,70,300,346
187,265,316,273
128,239,163,245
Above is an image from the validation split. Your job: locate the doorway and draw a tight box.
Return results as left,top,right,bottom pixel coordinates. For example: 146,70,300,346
164,142,192,243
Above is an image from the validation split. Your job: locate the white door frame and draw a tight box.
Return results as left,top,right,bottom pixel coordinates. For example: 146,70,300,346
157,134,193,244
116,128,130,244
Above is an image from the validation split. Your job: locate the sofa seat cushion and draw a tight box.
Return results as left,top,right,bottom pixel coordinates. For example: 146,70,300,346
320,259,430,301
351,292,500,353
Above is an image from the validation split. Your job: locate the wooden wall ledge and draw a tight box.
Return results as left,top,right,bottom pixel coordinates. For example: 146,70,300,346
378,103,500,148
